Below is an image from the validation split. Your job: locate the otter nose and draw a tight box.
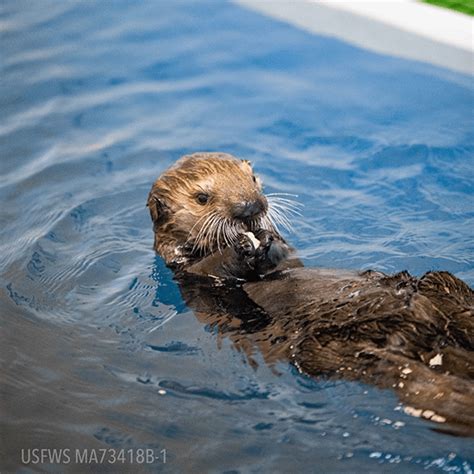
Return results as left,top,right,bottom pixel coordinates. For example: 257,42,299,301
232,200,265,220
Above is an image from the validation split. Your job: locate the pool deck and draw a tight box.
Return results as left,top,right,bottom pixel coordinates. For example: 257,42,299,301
235,0,473,76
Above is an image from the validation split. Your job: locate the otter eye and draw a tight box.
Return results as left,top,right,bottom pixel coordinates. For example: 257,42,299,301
196,193,210,205
252,175,257,183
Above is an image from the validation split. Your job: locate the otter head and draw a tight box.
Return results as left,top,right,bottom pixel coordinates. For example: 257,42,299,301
148,152,277,264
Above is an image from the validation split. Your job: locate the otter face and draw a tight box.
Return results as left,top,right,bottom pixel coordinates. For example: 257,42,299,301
148,152,294,261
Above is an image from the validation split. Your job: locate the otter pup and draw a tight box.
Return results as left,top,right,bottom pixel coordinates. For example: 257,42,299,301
148,152,474,435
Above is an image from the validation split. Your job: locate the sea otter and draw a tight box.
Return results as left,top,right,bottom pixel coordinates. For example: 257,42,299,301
148,152,474,435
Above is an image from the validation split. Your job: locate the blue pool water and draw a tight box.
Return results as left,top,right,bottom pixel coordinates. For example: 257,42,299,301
1,1,473,472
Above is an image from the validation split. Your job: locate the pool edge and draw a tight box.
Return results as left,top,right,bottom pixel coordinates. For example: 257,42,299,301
234,0,473,76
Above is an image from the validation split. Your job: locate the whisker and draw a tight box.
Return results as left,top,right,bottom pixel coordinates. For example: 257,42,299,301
267,196,303,211
269,208,290,227
268,207,294,233
259,215,275,232
196,213,217,251
216,218,224,253
187,213,211,245
269,198,302,209
195,213,219,254
190,213,213,253
266,212,283,234
269,201,303,217
248,218,259,232
222,219,234,248
208,214,221,253
266,192,299,198
228,221,240,244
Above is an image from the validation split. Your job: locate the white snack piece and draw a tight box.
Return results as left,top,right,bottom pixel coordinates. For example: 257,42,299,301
244,231,260,249
429,354,443,367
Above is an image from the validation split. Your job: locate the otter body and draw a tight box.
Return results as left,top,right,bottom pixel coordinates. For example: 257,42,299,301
148,152,474,435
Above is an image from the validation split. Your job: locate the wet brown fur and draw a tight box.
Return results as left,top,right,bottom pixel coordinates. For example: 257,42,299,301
148,152,268,266
148,152,474,435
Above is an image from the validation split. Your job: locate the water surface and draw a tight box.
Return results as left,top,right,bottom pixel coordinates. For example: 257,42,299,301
1,1,473,472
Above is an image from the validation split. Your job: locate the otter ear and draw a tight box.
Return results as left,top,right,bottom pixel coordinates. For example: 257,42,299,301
147,190,168,226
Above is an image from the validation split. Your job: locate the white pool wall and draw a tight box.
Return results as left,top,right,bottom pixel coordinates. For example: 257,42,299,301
235,0,473,76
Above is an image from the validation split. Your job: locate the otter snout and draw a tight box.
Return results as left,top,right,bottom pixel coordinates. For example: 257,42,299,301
231,199,266,220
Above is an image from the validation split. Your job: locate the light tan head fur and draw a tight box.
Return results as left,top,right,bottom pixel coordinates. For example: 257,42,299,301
147,152,274,264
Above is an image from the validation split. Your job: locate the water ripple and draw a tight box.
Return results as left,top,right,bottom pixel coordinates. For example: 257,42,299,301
1,0,473,471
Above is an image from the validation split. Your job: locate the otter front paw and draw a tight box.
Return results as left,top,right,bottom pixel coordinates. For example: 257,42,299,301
253,229,274,258
233,230,290,278
236,233,258,259
254,228,290,270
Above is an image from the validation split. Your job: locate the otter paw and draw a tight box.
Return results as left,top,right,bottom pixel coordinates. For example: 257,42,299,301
253,228,290,269
236,233,257,259
254,229,274,253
